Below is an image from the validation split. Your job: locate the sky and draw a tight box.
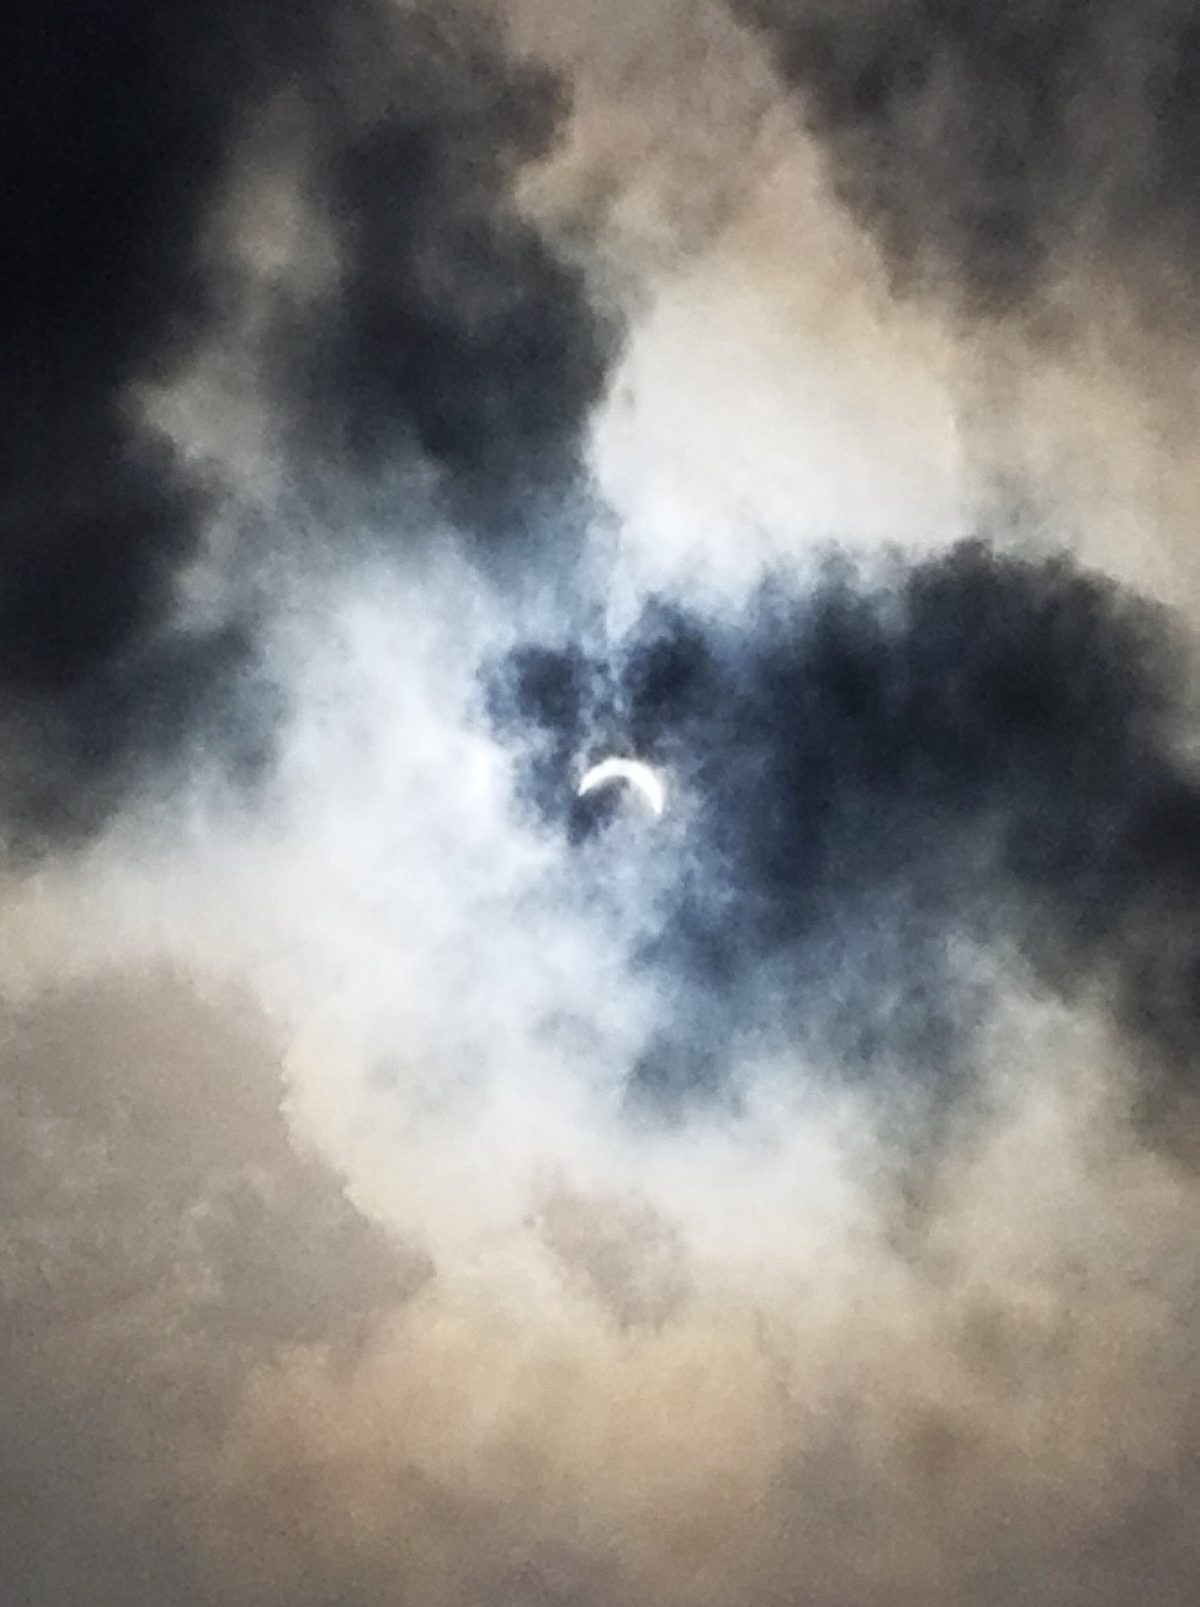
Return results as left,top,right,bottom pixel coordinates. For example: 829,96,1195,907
3,3,1200,1603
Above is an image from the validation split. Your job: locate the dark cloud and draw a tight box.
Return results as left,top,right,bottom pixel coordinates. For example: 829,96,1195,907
277,13,619,528
734,0,1200,314
493,540,1200,1120
0,613,277,858
0,0,322,844
0,0,333,670
1,0,617,846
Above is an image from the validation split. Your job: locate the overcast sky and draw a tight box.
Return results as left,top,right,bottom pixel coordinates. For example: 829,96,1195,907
3,3,1200,1604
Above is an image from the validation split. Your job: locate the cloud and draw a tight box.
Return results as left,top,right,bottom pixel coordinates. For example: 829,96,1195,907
734,0,1200,318
5,975,1199,1607
0,0,618,848
0,972,424,1605
493,540,1200,1134
3,4,1200,1605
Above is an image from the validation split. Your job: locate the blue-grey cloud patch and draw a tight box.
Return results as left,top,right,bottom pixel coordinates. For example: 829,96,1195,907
491,539,1200,1131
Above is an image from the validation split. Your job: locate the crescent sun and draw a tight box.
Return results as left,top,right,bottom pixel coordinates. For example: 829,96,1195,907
577,757,666,818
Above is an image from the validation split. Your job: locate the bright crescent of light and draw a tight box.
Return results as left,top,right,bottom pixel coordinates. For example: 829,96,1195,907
577,757,666,818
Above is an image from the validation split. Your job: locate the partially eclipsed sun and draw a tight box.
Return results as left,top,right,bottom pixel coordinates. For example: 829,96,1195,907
577,757,666,818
